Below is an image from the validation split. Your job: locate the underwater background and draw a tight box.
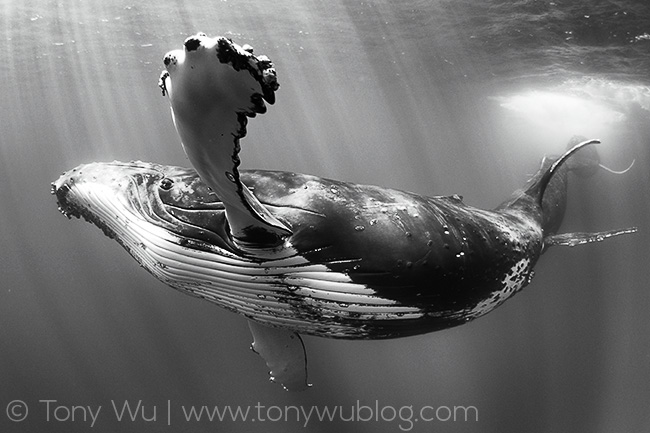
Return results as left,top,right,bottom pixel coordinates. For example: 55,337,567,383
1,0,649,431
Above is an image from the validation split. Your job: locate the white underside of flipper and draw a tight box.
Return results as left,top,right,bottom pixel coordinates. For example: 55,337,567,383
248,320,311,391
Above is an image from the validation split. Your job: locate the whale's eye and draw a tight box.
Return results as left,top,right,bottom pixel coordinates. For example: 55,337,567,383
159,177,174,190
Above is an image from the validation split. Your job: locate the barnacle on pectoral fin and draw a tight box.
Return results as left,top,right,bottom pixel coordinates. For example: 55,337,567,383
158,71,170,96
248,320,311,391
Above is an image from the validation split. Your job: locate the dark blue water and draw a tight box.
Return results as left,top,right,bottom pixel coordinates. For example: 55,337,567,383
1,1,649,432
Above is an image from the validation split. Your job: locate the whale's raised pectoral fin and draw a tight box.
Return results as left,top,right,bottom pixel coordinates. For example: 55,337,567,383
161,33,292,244
248,320,311,391
544,227,637,250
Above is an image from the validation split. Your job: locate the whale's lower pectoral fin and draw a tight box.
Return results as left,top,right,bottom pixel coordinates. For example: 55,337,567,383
248,320,311,391
544,227,638,250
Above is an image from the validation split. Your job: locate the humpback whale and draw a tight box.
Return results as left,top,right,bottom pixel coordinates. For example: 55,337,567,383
52,33,636,390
